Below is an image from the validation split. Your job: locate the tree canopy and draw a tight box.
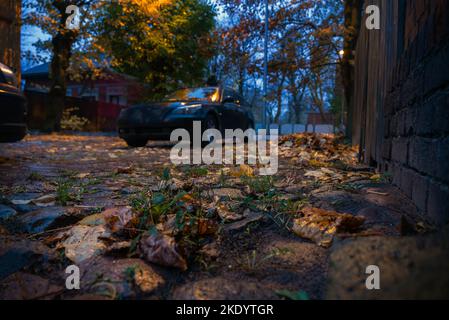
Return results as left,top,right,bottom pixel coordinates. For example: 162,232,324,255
98,0,216,99
212,0,343,124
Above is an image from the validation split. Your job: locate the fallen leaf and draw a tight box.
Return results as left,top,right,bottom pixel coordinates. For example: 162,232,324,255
140,233,187,271
60,225,110,264
11,199,32,205
115,166,133,174
230,164,254,178
199,242,219,259
181,194,195,203
208,188,244,200
320,168,335,175
215,204,243,222
103,206,135,233
32,194,56,207
224,211,264,232
292,207,365,248
78,257,164,299
366,190,389,196
304,170,326,179
78,213,106,226
133,264,165,294
104,241,131,257
198,218,218,235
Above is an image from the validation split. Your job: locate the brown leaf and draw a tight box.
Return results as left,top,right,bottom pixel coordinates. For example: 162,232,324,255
230,164,254,178
140,233,187,271
292,207,365,248
60,225,110,264
161,215,218,237
115,166,134,174
194,218,219,236
199,242,219,259
215,204,243,222
224,211,264,232
103,206,134,233
32,194,57,207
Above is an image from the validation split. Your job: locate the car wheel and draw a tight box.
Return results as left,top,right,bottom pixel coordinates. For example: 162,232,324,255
201,114,219,147
125,137,148,148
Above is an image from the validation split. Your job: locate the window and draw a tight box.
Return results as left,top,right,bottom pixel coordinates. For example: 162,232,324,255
109,95,121,104
82,96,96,102
222,89,239,104
165,87,220,102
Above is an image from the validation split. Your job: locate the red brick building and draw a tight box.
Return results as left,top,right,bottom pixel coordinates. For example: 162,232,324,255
23,63,144,106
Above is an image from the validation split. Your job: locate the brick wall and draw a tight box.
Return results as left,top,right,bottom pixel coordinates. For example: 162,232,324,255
352,0,449,225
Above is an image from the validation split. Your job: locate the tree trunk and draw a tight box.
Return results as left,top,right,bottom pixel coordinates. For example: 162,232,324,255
44,1,78,132
274,74,285,124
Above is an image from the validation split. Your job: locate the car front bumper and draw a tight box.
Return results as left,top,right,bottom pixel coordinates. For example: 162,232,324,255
118,115,206,141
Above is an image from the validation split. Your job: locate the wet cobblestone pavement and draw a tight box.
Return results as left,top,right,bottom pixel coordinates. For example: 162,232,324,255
0,134,447,300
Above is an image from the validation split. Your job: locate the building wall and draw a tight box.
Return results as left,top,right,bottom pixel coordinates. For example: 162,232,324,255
353,0,449,225
0,0,21,82
24,71,144,106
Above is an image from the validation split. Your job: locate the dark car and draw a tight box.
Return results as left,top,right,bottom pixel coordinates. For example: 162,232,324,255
0,62,27,143
118,86,255,147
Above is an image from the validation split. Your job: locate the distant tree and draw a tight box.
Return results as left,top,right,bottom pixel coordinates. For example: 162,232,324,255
215,0,343,124
213,0,262,95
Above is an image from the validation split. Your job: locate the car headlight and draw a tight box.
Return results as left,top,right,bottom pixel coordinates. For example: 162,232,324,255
172,104,202,115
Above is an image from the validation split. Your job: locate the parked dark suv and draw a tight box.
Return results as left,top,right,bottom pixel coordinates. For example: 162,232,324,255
118,86,255,147
0,62,27,143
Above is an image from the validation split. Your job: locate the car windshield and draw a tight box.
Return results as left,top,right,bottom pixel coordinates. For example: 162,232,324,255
164,87,220,102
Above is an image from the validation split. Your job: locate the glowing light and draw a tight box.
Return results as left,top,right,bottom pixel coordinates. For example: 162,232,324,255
211,89,220,103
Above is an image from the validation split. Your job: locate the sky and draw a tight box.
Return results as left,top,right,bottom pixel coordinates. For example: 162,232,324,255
22,26,50,70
